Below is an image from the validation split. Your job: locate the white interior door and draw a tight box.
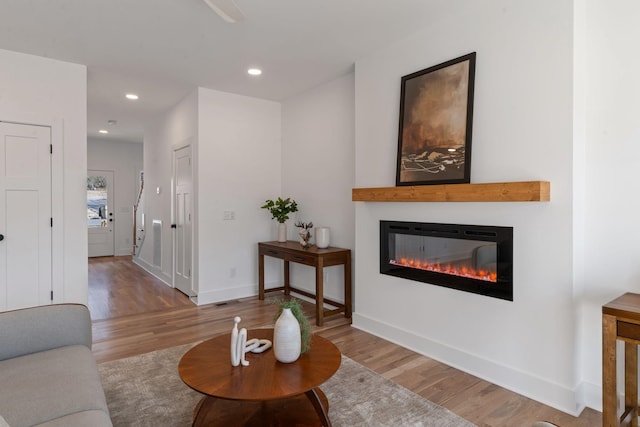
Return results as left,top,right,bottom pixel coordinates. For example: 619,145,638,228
87,170,115,257
0,122,52,311
173,145,194,296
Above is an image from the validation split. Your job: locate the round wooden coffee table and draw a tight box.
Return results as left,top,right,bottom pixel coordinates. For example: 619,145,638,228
178,328,341,427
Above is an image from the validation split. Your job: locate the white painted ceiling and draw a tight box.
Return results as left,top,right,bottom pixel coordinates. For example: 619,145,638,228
0,0,443,143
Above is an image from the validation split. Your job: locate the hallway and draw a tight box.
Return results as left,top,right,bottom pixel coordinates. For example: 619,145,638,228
88,256,193,320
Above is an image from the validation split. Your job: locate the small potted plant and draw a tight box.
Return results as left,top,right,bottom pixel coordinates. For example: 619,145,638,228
261,197,298,242
273,298,311,363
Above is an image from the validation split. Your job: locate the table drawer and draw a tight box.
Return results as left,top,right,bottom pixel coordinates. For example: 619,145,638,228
618,321,640,342
262,248,285,259
285,251,315,266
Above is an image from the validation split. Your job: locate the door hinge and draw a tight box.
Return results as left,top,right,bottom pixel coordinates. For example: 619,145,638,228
50,144,53,154
50,218,53,227
50,290,54,300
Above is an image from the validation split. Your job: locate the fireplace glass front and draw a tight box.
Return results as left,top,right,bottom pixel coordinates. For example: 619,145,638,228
380,221,513,301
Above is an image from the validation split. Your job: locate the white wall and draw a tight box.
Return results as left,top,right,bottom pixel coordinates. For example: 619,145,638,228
282,74,356,303
139,87,281,304
0,48,87,305
578,0,640,410
196,87,281,304
353,0,579,414
138,90,198,283
572,0,588,408
88,138,143,256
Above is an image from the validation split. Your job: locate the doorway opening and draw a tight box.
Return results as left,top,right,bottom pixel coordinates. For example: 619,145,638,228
172,144,194,297
87,170,115,257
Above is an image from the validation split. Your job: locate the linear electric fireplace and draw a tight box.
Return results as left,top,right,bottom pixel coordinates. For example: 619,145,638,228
380,221,513,301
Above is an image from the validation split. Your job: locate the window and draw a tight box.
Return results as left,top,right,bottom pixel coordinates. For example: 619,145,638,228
87,175,108,228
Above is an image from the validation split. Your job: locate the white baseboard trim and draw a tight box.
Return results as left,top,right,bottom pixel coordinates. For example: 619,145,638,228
577,380,602,412
132,256,173,287
352,312,584,416
195,280,294,306
196,284,258,306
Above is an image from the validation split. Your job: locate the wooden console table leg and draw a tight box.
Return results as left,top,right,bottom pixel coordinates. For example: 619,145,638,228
316,258,324,326
625,342,638,427
258,253,265,300
305,388,331,427
284,260,290,296
603,313,618,427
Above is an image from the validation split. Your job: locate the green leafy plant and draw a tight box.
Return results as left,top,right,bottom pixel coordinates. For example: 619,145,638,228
261,197,298,224
273,298,311,353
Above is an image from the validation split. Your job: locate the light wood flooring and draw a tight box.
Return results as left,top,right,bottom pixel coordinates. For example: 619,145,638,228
89,256,601,427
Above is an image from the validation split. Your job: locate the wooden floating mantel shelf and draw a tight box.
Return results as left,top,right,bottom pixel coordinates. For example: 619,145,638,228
352,181,550,202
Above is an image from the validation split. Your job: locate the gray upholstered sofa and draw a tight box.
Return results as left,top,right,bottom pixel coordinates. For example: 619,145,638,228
0,304,112,427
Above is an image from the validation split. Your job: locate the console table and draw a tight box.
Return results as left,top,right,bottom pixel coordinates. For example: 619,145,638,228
258,241,352,326
603,292,640,427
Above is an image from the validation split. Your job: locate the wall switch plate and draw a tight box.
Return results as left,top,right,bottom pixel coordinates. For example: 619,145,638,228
223,211,235,220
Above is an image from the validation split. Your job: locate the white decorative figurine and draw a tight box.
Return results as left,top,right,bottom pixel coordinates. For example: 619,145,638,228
230,316,272,367
294,221,313,248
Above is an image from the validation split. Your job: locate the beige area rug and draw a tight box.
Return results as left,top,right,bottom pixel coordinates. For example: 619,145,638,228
99,343,476,427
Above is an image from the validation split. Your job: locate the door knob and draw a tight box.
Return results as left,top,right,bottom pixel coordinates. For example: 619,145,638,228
0,234,4,241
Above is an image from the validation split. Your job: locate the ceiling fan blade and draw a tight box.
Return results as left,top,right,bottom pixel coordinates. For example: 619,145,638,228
202,0,245,23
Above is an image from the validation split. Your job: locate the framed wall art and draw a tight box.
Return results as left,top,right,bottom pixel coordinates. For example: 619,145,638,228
396,52,476,186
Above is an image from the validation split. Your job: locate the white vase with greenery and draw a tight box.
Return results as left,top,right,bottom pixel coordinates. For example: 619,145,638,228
261,197,298,242
277,223,287,242
273,308,301,363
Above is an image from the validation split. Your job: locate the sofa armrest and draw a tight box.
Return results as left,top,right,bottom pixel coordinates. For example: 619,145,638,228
0,303,92,361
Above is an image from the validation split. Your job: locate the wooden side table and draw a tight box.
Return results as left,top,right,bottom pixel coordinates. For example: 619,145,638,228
258,241,352,326
178,329,342,426
603,292,640,427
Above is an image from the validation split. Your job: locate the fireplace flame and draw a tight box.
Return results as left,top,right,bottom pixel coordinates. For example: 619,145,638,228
390,258,497,283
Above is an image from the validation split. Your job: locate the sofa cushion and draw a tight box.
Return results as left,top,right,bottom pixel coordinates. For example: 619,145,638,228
0,304,92,361
0,345,110,427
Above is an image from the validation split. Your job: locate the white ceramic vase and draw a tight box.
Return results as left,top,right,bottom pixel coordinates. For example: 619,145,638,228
273,308,301,363
315,227,330,248
277,223,287,242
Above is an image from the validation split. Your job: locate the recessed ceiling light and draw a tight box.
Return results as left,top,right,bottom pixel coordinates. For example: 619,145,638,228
125,93,139,100
107,119,117,126
99,129,109,134
247,68,262,76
